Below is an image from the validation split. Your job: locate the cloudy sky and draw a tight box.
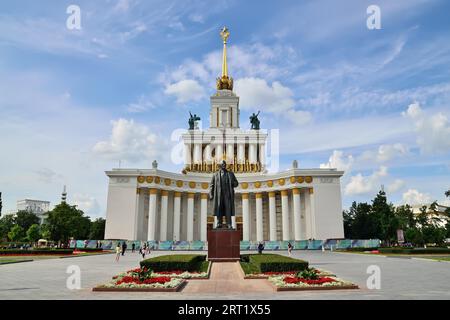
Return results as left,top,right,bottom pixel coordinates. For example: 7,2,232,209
1,0,450,218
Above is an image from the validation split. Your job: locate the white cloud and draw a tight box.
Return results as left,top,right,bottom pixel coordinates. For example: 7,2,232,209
376,143,409,162
92,118,169,163
235,77,311,125
387,179,405,194
344,166,388,196
360,143,409,163
402,189,432,205
114,0,132,12
72,193,101,217
403,102,450,154
160,42,301,90
235,78,294,112
320,150,354,172
164,79,206,104
189,14,204,23
34,168,64,184
126,95,155,113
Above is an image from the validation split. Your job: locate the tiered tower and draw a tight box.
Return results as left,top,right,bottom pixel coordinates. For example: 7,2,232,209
182,27,268,175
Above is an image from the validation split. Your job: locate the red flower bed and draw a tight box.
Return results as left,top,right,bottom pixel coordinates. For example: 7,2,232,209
116,276,171,285
284,276,336,285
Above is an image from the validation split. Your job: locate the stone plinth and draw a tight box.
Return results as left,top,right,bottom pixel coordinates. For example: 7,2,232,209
207,228,240,261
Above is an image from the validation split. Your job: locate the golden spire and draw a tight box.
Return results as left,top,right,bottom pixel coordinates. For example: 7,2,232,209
220,27,230,77
217,26,233,91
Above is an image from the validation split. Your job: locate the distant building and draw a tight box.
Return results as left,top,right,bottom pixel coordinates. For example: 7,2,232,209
411,203,449,228
16,199,50,224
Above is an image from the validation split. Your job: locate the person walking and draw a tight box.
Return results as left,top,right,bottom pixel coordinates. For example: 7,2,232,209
121,241,127,256
287,242,293,257
115,243,121,262
140,242,147,259
131,242,135,253
257,241,265,254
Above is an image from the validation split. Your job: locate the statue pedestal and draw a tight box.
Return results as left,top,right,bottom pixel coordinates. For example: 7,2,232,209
207,228,240,262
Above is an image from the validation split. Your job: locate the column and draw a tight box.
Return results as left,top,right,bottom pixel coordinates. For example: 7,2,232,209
292,189,301,240
203,144,212,163
147,188,158,241
268,192,277,241
242,193,250,241
184,144,191,166
256,193,263,241
215,143,223,162
237,143,245,163
281,190,290,240
259,143,266,168
226,143,234,163
309,188,316,239
249,143,256,164
187,193,195,241
200,194,208,241
193,143,202,164
173,192,181,241
159,190,169,241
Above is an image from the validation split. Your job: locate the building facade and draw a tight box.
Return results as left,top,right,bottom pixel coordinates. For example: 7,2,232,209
104,28,345,242
16,199,50,224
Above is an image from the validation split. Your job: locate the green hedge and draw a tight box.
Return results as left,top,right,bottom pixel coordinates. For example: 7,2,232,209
73,248,104,252
338,247,380,252
0,249,74,255
240,254,309,273
378,247,450,254
140,254,206,271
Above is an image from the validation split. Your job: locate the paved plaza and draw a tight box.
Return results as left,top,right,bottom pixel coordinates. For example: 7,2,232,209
0,250,449,300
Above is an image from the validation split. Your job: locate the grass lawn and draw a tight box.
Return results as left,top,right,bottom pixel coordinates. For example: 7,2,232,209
0,251,113,264
423,257,450,262
0,257,34,264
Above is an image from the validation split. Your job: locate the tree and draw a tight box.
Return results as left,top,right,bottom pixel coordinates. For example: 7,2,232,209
44,202,91,244
26,224,41,243
445,190,450,198
8,225,24,242
371,190,398,244
15,210,40,231
0,215,15,241
40,224,51,240
89,218,106,240
395,205,415,230
342,201,374,239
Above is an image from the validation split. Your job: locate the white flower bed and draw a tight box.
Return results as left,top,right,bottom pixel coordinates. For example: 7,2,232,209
103,277,183,289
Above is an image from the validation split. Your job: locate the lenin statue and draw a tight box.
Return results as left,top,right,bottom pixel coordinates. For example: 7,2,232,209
209,160,239,228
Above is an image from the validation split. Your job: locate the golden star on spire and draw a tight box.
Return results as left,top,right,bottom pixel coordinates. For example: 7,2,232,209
217,26,233,91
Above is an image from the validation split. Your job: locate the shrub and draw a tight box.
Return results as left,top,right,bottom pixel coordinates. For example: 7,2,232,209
339,247,379,252
296,268,319,280
74,248,103,252
378,247,450,254
0,249,74,255
243,254,309,273
140,254,206,272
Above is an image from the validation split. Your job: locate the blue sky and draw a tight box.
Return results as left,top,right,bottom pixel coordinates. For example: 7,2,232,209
1,0,450,218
